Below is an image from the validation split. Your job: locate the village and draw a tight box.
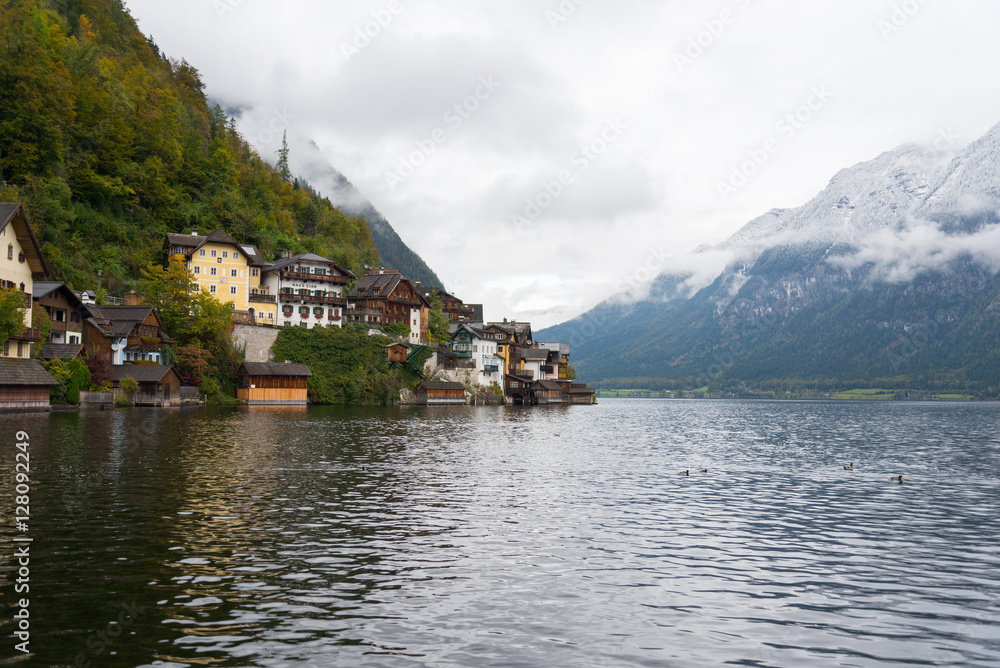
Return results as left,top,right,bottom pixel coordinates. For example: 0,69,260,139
0,203,595,410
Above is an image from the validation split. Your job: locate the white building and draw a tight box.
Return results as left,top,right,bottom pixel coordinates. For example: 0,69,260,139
262,253,356,329
450,324,505,388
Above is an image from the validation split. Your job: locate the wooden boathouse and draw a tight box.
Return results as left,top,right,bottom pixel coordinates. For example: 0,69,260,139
416,381,466,405
237,362,312,405
0,358,58,411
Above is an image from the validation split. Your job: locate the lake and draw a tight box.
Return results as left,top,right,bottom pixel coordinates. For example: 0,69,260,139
2,399,999,667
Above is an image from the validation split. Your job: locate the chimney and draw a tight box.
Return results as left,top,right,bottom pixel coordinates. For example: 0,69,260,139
123,291,141,306
286,250,294,259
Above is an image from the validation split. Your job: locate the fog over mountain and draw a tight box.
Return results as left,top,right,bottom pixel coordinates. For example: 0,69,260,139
539,122,1000,392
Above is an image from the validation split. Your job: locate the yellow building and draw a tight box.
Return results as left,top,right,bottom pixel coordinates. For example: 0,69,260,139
0,203,47,359
164,230,277,325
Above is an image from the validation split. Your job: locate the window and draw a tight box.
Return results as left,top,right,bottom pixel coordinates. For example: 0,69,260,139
18,283,24,292
71,312,80,323
199,249,206,257
209,285,217,294
222,250,229,259
192,284,200,292
53,309,66,322
268,312,273,320
17,342,23,357
210,267,217,276
210,249,217,258
252,268,259,277
230,286,237,295
193,265,202,275
6,245,11,260
233,252,240,262
230,269,238,278
69,334,79,344
17,252,24,263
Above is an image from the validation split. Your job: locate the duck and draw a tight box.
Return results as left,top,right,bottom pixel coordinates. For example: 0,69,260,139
681,470,690,476
699,469,708,473
844,463,854,471
891,475,904,484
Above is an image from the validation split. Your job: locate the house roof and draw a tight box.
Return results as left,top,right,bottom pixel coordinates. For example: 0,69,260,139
239,362,313,377
164,232,205,248
166,232,267,267
521,348,550,361
418,381,466,391
0,203,48,279
39,343,84,360
82,305,173,343
0,358,58,386
535,380,565,392
111,365,180,384
264,253,356,278
32,281,86,309
348,271,430,306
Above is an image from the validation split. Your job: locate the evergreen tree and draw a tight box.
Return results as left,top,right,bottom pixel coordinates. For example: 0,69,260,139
277,131,291,181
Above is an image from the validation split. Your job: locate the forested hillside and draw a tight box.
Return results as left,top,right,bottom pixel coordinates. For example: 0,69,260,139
0,0,380,294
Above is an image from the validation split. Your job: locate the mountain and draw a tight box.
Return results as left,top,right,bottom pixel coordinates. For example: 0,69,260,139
298,150,443,288
538,123,1000,395
0,0,439,294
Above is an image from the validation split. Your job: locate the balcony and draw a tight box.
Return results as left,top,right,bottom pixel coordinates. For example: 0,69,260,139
541,365,555,374
249,293,277,304
281,270,350,285
279,292,347,306
10,328,41,342
483,365,500,373
347,307,383,318
391,297,423,307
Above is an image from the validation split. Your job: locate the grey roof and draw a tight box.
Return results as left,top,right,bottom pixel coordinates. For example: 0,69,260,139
32,281,65,299
521,348,550,361
264,253,356,278
535,380,565,392
87,305,158,337
39,343,84,360
0,358,58,386
111,365,179,384
466,304,484,322
419,381,466,391
240,362,313,377
348,271,430,306
203,229,240,246
165,232,205,247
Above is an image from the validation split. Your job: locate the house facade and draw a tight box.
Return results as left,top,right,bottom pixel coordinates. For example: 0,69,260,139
347,270,431,344
32,281,86,345
262,253,355,329
82,305,172,365
449,324,504,388
0,203,47,360
164,230,278,326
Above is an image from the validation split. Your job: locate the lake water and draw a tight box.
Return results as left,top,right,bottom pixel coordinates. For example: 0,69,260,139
2,399,1000,667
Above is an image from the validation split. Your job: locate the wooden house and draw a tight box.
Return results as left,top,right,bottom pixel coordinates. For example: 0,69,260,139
416,381,466,405
32,281,86,345
237,362,312,405
111,365,183,406
346,270,431,344
81,305,172,365
533,380,570,404
386,343,409,363
0,358,58,411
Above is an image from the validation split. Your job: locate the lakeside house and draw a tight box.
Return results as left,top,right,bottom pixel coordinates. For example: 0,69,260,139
262,252,355,329
237,362,312,405
347,270,431,344
111,365,183,407
448,324,504,388
0,203,58,408
81,302,172,365
416,380,466,405
32,281,86,345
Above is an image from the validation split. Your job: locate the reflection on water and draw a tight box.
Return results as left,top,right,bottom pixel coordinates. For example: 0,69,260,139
2,400,1000,667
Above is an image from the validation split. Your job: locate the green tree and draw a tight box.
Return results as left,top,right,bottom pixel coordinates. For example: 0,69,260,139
0,287,28,346
426,293,450,343
277,130,291,181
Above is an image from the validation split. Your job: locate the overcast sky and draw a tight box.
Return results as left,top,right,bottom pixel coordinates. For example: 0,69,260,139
125,0,1000,328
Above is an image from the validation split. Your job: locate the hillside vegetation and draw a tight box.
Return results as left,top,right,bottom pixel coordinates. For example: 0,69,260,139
0,0,379,294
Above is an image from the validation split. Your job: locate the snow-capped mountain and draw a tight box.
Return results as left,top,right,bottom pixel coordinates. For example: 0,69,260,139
538,123,1000,393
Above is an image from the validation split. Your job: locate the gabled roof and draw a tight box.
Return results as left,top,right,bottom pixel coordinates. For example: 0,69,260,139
111,365,180,384
239,362,313,377
82,305,171,342
418,381,466,391
0,358,58,386
348,271,431,306
451,323,492,341
535,380,566,392
264,253,356,278
38,343,84,360
165,231,267,267
32,281,85,309
203,229,239,246
0,203,48,279
164,232,205,248
521,348,550,361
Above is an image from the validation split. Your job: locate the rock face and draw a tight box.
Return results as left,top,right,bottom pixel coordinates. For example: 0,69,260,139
538,123,1000,391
